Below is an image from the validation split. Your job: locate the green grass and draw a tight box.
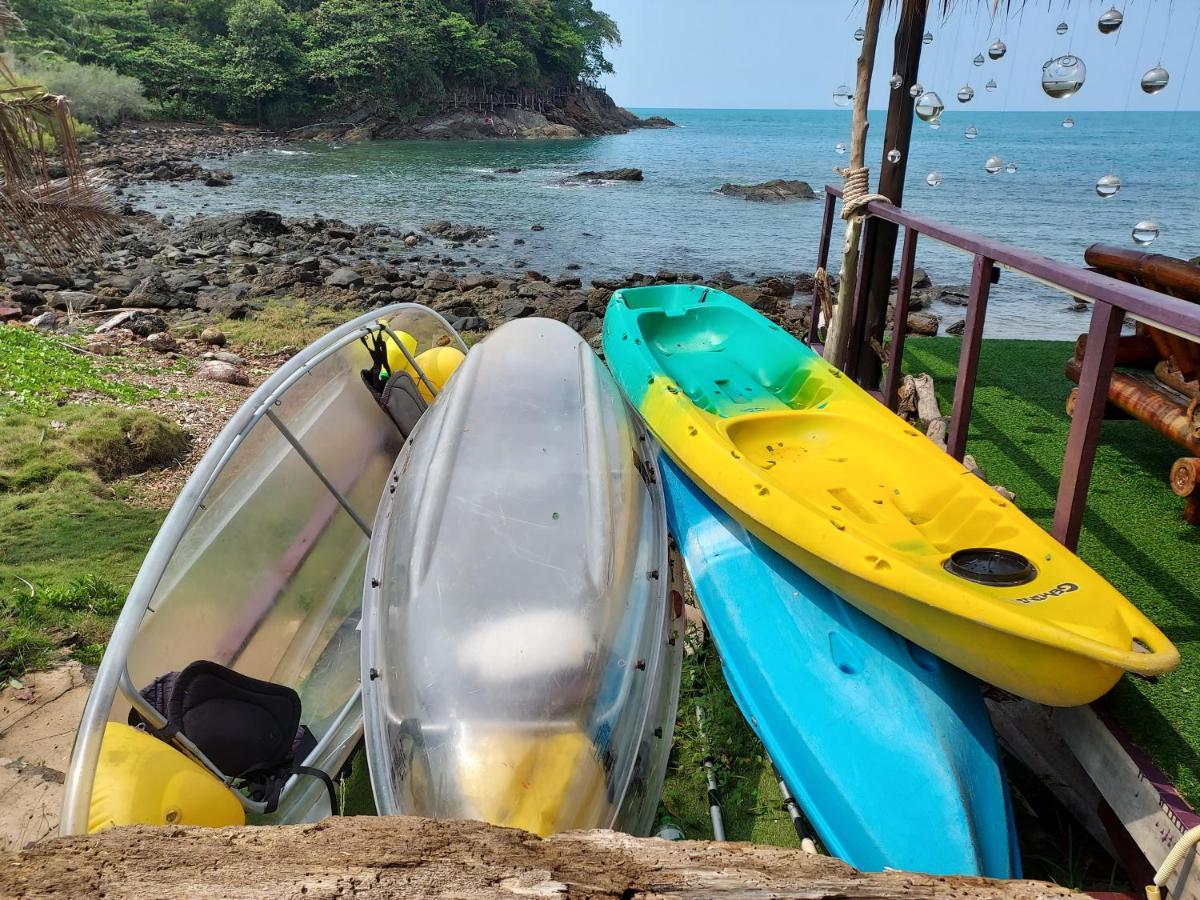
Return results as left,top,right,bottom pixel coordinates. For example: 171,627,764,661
0,327,154,415
901,338,1200,805
219,299,355,353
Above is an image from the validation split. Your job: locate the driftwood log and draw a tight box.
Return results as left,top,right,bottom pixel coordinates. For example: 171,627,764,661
1170,457,1200,525
1065,358,1200,455
0,817,1072,900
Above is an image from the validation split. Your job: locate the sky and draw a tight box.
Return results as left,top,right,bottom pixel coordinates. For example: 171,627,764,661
594,1,1200,112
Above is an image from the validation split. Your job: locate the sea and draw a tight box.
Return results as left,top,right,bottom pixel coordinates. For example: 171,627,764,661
129,108,1200,340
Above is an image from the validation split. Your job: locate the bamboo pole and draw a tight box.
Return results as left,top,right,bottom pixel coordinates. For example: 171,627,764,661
823,0,886,370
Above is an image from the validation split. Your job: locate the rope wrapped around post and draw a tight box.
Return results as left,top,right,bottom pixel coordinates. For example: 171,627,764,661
839,166,891,220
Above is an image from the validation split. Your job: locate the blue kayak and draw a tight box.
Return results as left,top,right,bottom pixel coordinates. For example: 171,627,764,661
659,454,1021,877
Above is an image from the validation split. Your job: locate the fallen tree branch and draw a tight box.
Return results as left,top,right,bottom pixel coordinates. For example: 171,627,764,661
1,817,1072,899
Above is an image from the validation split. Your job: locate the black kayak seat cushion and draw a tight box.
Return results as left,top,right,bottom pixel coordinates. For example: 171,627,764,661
130,660,305,777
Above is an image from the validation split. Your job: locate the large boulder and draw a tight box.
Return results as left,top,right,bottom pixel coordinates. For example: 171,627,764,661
717,179,816,202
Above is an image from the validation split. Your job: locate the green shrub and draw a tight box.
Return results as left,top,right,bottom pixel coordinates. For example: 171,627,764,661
16,57,148,126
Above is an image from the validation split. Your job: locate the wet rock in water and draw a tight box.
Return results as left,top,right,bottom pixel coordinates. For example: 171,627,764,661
907,311,940,336
204,169,233,187
325,267,363,288
197,360,249,386
566,168,644,183
200,326,227,346
423,221,494,242
144,331,178,353
531,224,545,231
717,180,816,202
946,319,966,336
639,115,677,128
495,167,522,174
128,313,169,337
554,276,583,290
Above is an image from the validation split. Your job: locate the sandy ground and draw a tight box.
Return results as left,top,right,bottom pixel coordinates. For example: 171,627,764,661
0,663,92,851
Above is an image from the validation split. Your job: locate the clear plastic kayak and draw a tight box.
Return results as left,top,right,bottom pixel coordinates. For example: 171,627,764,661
362,318,683,836
61,305,465,834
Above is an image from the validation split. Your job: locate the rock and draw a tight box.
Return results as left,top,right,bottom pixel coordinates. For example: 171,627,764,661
10,287,43,310
125,273,175,309
566,310,599,337
424,271,457,292
197,360,249,386
761,277,793,298
517,280,560,301
554,276,583,290
20,270,72,288
0,306,23,322
228,239,253,256
325,267,364,288
204,169,233,187
144,331,177,352
639,115,677,128
207,351,245,365
718,179,816,202
567,168,644,183
249,242,275,257
200,326,227,346
495,166,522,174
50,290,99,312
459,275,498,292
451,316,488,332
726,284,769,309
128,313,168,337
946,319,966,336
912,268,932,290
85,336,120,356
28,311,59,330
709,271,738,288
500,299,535,319
906,311,940,336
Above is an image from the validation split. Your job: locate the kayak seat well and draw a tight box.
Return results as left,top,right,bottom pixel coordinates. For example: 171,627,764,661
723,411,1024,556
633,301,833,417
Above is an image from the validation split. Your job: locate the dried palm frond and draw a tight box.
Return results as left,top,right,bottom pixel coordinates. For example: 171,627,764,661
0,3,122,269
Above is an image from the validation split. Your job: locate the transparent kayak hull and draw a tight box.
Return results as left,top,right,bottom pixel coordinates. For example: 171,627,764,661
61,305,464,834
362,318,683,836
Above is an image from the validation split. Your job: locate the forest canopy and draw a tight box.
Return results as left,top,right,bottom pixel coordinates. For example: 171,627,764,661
4,0,621,125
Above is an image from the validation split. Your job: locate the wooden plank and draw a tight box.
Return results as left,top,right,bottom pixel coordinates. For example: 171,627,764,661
1052,706,1200,900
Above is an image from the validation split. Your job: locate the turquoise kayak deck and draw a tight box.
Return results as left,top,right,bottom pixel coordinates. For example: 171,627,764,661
659,454,1021,877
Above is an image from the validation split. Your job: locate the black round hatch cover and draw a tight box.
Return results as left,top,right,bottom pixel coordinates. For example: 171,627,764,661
944,548,1037,586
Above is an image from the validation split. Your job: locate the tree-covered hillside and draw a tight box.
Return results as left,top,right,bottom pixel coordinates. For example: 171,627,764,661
6,0,620,125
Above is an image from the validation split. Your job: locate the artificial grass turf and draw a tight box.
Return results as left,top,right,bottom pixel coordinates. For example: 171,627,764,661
901,337,1200,806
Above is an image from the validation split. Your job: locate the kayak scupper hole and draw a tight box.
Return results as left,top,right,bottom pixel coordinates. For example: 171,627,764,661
829,633,863,675
831,519,846,530
1133,638,1151,654
688,425,698,436
831,504,843,511
731,450,741,459
755,484,769,496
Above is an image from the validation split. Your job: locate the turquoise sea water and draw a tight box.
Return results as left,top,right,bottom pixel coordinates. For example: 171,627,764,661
133,108,1200,339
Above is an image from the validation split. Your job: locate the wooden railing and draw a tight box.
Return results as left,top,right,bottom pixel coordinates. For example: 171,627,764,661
814,184,1200,550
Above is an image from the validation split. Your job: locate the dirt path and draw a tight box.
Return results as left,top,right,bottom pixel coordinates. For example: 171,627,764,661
0,663,92,852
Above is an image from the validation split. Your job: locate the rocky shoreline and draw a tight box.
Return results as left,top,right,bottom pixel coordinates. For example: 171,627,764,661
2,123,958,392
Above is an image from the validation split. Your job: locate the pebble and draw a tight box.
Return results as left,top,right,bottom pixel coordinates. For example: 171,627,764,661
197,360,249,385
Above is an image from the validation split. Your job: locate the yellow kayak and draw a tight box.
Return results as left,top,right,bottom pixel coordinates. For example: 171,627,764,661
602,284,1178,706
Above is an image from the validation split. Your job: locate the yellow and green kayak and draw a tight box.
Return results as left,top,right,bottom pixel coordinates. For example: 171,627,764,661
602,284,1178,706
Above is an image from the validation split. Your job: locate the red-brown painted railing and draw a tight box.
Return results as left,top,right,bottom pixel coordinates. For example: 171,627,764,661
815,184,1200,551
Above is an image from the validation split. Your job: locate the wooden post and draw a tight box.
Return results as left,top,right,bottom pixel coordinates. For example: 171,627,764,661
1053,301,1123,549
850,0,929,387
809,189,839,346
946,255,994,461
884,226,919,411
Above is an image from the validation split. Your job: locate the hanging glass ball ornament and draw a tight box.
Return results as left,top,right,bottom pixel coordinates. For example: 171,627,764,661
1141,66,1170,94
926,171,943,187
887,148,902,164
1095,173,1121,198
985,155,1004,175
973,53,986,67
1062,116,1076,128
923,31,934,46
1042,55,1087,99
833,84,854,107
964,124,979,140
1005,162,1018,174
914,91,945,122
988,40,1007,61
835,142,847,155
854,27,866,41
1132,220,1160,246
909,82,924,98
957,84,975,103
890,73,903,90
1056,21,1069,35
1098,7,1123,34
985,78,998,92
